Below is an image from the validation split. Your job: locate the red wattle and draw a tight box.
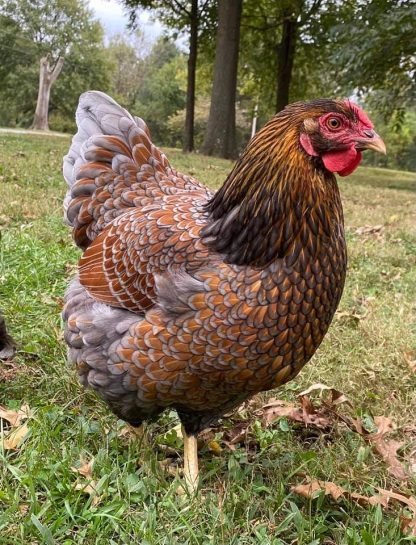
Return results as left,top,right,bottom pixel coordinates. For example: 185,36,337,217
322,147,362,177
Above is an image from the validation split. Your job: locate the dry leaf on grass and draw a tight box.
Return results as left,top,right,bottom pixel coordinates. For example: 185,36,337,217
259,387,412,482
401,516,416,537
0,404,32,451
198,420,251,451
291,477,416,534
2,422,30,450
298,383,333,397
71,458,94,479
258,399,306,426
371,438,407,481
364,417,408,482
71,458,101,506
404,351,416,373
74,482,101,506
335,311,362,325
370,416,396,439
291,478,386,507
355,225,384,236
159,457,181,477
0,404,32,428
258,384,349,430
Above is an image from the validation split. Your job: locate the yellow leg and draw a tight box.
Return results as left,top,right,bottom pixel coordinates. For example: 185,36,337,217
182,425,199,493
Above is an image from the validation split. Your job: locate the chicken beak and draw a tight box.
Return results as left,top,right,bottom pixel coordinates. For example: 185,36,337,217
356,133,387,155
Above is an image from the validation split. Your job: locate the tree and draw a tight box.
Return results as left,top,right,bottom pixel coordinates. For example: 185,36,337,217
132,38,187,144
0,0,103,130
122,0,216,152
239,0,344,117
106,31,150,109
331,0,416,117
33,55,64,130
201,0,243,158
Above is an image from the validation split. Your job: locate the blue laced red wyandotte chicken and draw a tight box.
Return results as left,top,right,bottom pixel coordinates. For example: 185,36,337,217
62,92,385,491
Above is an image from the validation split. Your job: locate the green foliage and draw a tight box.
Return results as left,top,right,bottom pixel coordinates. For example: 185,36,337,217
121,0,217,39
49,21,112,132
0,0,112,130
361,109,416,172
106,31,151,110
331,0,416,116
238,0,343,120
0,0,415,169
132,39,187,144
0,0,97,60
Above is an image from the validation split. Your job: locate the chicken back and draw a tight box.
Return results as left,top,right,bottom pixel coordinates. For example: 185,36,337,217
63,92,348,434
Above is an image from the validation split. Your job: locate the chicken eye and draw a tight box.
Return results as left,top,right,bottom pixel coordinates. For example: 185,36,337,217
327,117,342,130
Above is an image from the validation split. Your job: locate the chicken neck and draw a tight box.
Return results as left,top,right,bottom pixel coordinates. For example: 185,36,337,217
202,108,345,269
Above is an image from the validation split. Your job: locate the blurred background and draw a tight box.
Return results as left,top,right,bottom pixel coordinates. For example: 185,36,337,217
0,0,414,169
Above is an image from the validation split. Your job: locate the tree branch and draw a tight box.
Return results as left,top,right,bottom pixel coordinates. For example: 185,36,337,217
167,0,191,17
300,0,323,25
50,56,64,84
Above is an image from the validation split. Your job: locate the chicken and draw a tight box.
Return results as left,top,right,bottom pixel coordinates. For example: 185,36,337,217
62,92,385,490
0,311,15,360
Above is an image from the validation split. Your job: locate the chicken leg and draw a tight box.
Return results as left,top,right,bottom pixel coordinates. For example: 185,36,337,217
182,426,199,493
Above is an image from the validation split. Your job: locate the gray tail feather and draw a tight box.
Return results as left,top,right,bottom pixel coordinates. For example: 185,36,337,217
62,91,151,226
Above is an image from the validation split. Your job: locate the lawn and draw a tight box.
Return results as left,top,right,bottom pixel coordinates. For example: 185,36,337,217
0,133,415,545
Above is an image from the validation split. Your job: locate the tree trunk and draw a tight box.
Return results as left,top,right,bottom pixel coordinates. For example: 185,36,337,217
275,17,297,113
183,0,198,152
201,0,243,159
32,55,64,130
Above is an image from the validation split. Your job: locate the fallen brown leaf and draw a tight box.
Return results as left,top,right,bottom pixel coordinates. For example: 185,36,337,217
226,422,250,445
298,383,332,397
291,478,387,507
366,417,408,481
335,311,362,324
3,422,30,450
291,477,416,518
71,458,101,506
261,390,411,482
298,383,351,409
0,404,32,428
404,351,416,373
159,457,180,476
259,399,303,426
377,488,416,512
71,458,94,479
74,481,101,506
401,516,416,537
370,416,396,440
372,438,408,481
355,224,384,236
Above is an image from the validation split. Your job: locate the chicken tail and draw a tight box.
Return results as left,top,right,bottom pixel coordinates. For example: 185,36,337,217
63,91,170,249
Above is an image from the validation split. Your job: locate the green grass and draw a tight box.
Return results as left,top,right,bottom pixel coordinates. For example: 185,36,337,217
0,133,415,545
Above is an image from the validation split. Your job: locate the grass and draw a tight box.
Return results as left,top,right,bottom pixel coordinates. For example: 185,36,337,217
0,133,415,545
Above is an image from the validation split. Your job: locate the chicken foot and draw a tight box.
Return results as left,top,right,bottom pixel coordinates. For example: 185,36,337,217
182,425,199,493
